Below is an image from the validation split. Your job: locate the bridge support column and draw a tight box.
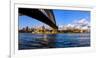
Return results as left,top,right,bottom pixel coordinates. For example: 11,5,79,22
51,29,58,34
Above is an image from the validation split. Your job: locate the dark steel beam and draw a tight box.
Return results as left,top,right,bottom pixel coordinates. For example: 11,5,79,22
19,8,58,29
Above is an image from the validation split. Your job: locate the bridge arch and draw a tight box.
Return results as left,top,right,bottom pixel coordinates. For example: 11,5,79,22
18,8,58,29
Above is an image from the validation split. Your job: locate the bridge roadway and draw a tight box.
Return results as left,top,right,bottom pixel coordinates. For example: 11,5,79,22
19,8,58,29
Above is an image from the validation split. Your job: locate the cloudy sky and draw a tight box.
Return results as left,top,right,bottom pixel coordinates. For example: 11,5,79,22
19,9,90,29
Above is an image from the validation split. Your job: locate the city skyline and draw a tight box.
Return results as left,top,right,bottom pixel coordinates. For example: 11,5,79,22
19,9,90,29
18,8,90,49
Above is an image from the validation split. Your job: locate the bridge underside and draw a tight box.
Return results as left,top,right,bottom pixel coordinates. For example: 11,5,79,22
19,8,58,29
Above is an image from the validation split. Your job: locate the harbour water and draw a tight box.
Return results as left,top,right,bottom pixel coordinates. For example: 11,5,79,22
18,33,90,50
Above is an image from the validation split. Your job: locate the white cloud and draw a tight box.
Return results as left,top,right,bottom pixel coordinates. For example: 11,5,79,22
81,26,89,30
58,18,90,30
72,18,90,29
67,24,75,27
73,18,90,26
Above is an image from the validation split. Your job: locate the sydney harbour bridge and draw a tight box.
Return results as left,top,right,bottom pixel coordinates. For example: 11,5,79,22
19,8,58,31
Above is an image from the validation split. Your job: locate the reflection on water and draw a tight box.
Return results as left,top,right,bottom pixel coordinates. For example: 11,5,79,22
18,33,90,50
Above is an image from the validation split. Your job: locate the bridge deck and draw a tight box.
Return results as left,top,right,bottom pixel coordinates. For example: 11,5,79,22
19,8,58,29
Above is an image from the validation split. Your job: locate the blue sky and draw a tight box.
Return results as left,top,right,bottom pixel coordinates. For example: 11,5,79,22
53,9,90,26
19,9,90,29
